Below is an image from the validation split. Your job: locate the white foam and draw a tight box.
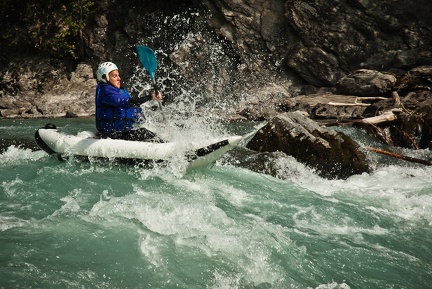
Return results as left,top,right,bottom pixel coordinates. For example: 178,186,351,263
0,215,30,232
314,282,351,289
0,146,45,165
88,183,292,285
1,176,24,197
50,195,81,217
283,159,432,225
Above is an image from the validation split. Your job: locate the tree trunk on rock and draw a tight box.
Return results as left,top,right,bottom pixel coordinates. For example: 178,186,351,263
246,111,371,179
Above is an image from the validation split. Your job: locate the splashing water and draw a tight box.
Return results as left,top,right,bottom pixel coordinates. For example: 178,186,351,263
1,9,431,286
1,117,432,288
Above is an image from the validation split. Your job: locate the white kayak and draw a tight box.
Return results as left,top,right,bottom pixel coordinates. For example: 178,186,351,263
35,124,243,169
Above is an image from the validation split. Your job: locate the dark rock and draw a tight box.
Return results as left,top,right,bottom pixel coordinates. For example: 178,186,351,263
234,83,296,121
65,111,79,118
287,44,345,87
2,0,432,120
223,148,292,179
283,0,432,83
336,69,397,96
393,49,420,69
417,106,432,149
395,65,432,91
300,85,318,95
226,146,357,180
246,111,371,179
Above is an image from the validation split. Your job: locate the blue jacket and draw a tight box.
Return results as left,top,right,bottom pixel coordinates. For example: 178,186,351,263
95,83,142,135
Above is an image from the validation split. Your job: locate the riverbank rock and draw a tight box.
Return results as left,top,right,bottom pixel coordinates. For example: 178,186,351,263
234,83,296,121
336,69,397,96
395,65,432,91
2,0,432,121
0,60,95,118
246,111,371,179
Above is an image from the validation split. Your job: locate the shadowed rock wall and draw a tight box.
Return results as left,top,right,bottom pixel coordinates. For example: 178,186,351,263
1,0,431,118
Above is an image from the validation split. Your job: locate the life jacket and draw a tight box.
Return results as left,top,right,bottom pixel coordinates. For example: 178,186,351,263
95,83,142,135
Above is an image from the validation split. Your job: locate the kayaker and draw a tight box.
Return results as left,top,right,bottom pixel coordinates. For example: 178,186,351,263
95,61,164,142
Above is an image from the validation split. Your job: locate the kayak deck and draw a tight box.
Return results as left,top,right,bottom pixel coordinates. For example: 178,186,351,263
35,124,242,168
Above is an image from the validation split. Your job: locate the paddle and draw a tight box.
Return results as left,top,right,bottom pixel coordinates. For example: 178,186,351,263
136,45,165,121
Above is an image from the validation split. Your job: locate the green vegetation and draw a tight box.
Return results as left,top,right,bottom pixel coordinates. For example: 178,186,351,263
48,0,95,59
0,0,96,61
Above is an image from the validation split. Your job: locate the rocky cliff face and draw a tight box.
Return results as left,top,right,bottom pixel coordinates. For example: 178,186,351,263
204,0,432,85
1,0,431,118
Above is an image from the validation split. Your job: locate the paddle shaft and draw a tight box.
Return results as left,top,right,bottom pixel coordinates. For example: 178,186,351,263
151,79,165,121
136,45,165,121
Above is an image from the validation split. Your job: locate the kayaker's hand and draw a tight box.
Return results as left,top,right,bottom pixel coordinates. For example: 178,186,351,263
151,90,163,102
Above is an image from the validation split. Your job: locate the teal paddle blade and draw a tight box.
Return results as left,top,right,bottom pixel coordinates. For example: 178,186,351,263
136,46,157,79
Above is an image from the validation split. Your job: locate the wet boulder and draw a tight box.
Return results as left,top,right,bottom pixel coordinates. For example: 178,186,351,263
395,65,432,91
336,69,397,97
224,149,295,179
246,111,371,179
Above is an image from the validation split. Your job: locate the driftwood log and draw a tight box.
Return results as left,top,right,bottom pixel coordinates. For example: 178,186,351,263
328,96,387,107
322,93,432,165
367,147,432,166
359,109,400,125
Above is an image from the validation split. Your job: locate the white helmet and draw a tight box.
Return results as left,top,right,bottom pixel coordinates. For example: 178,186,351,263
96,62,118,83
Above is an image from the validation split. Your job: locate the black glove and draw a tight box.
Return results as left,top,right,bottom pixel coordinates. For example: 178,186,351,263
129,94,152,106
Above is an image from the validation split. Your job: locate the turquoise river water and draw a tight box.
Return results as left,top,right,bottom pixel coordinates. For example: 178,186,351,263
0,116,431,289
